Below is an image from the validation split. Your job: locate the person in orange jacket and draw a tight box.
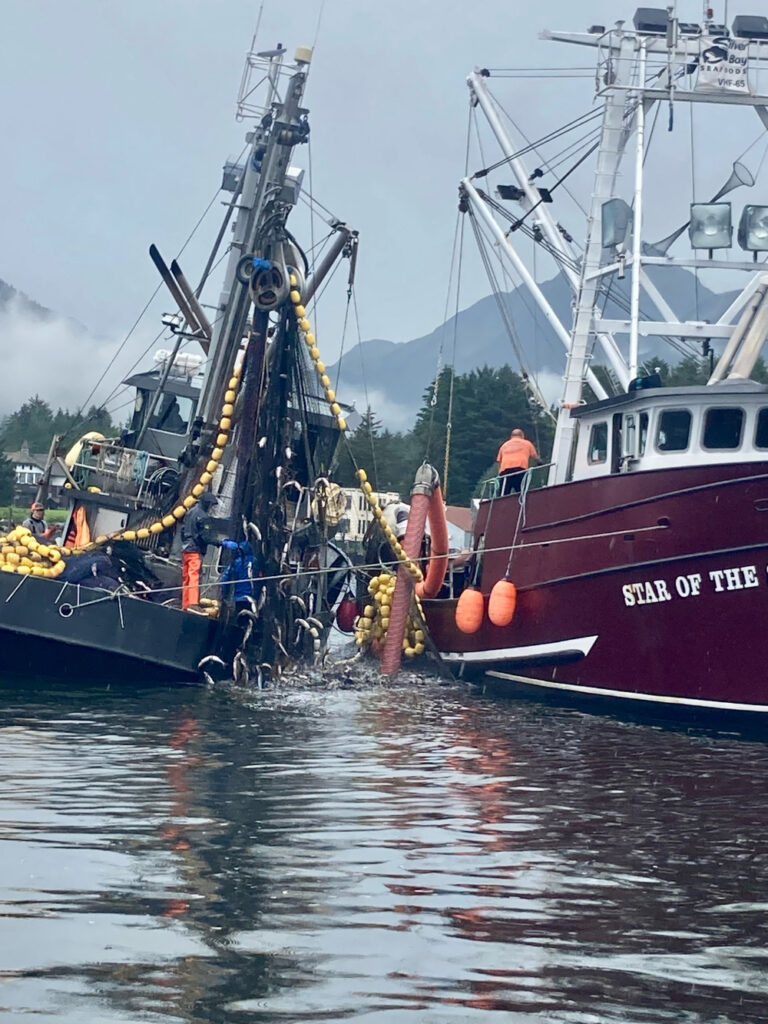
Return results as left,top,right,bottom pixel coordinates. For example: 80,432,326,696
496,429,539,495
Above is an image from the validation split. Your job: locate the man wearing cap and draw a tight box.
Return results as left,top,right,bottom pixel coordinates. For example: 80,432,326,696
180,490,222,610
23,501,57,540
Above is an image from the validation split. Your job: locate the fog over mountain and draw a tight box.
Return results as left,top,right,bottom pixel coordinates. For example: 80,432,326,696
0,280,156,421
2,266,740,430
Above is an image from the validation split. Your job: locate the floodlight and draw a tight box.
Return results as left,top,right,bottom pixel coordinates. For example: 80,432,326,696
498,184,525,201
601,198,632,248
161,313,183,331
738,205,768,253
688,202,732,250
634,8,668,34
221,160,244,193
732,15,768,40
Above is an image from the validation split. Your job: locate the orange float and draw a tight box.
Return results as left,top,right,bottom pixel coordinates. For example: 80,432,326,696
488,578,517,627
455,586,485,634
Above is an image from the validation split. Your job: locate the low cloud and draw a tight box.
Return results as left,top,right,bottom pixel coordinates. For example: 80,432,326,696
338,384,415,433
0,300,159,421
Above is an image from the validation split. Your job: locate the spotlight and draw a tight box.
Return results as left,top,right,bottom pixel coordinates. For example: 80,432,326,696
732,15,768,40
738,205,768,254
601,198,632,248
688,202,732,251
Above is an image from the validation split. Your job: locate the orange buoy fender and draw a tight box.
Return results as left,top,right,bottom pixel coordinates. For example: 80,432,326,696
335,595,358,633
415,483,449,600
488,578,517,627
455,586,484,634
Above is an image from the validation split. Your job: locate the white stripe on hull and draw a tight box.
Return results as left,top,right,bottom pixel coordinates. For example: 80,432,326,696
442,635,598,664
485,670,768,715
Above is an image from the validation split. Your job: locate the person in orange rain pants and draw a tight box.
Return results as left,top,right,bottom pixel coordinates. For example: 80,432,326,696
180,490,224,610
496,428,539,496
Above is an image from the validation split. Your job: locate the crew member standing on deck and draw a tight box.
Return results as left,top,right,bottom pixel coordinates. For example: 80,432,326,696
23,501,58,539
180,490,221,609
496,429,539,495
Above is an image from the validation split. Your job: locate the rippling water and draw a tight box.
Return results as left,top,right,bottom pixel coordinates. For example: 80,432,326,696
1,676,767,1022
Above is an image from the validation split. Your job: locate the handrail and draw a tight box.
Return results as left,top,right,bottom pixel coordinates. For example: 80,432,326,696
478,461,555,501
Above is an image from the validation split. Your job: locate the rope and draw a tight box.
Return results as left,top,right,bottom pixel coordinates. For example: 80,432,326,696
288,280,423,584
37,517,669,611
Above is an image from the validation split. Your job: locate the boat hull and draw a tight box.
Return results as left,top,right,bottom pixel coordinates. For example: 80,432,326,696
426,463,768,718
0,573,224,684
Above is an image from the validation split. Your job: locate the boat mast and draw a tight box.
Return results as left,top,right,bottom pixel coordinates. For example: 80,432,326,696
198,45,310,427
467,72,631,390
549,29,637,484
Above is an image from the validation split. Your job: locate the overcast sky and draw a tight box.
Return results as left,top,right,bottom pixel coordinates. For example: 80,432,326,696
0,1,762,420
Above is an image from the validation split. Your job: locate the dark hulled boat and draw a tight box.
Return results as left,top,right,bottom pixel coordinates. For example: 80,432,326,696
0,40,357,684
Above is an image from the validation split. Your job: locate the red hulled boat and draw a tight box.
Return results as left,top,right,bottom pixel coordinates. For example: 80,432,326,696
423,9,768,720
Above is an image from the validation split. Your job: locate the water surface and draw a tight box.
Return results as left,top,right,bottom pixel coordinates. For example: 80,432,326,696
1,678,766,1022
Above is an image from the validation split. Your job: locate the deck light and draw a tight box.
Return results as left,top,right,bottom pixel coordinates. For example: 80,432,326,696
633,8,668,34
601,198,632,248
688,202,732,251
738,205,768,255
644,161,752,257
498,184,525,201
732,15,768,40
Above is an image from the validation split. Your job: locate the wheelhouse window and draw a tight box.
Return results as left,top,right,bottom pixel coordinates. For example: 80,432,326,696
755,408,768,449
150,393,194,435
656,409,691,452
702,407,744,450
587,422,608,464
639,412,648,455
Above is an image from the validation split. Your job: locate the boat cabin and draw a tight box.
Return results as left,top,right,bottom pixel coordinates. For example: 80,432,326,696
569,379,768,480
123,363,202,460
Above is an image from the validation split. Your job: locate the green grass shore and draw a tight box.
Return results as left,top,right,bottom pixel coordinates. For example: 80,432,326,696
1,507,68,524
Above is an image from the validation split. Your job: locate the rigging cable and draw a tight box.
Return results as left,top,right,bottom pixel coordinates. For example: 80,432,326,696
66,177,230,440
440,210,465,501
468,210,554,419
471,105,603,188
350,290,380,491
423,104,474,478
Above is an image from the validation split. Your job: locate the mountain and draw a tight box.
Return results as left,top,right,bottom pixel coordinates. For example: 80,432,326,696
327,266,740,430
0,279,54,320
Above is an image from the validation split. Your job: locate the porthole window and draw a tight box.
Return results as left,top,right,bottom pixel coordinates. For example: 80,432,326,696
702,407,744,450
587,422,608,464
656,409,691,452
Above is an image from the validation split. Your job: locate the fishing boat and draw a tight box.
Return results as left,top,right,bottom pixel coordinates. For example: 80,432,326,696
412,8,768,719
0,39,357,684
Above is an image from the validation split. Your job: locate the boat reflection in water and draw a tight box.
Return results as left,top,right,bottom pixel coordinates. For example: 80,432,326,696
1,680,767,1022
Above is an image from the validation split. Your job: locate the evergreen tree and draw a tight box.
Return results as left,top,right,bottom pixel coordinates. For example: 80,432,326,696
0,396,54,452
0,454,14,505
411,365,554,505
0,397,117,456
